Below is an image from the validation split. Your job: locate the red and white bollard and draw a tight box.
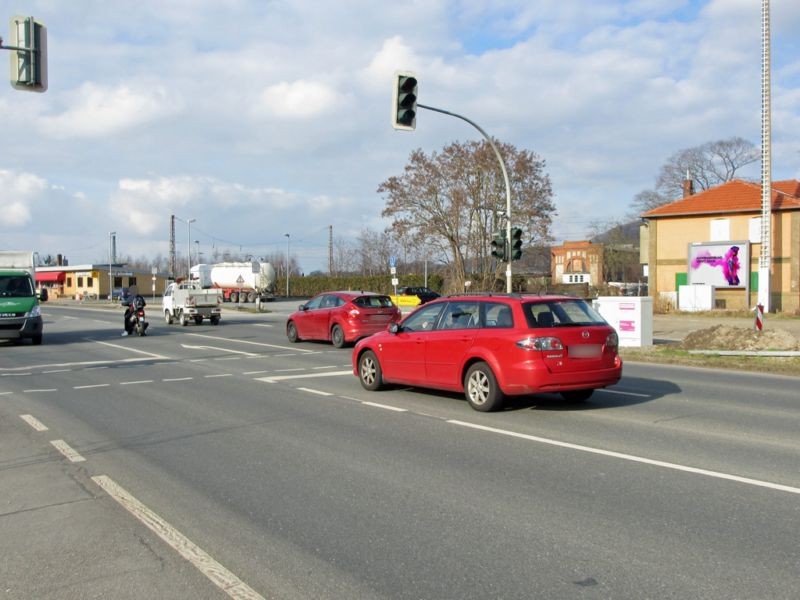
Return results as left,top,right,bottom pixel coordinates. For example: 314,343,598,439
754,303,764,331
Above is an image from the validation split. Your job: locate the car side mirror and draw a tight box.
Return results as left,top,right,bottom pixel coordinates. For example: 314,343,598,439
299,304,307,311
389,323,401,334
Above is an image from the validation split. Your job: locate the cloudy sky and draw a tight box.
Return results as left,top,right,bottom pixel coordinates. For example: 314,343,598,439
2,0,799,273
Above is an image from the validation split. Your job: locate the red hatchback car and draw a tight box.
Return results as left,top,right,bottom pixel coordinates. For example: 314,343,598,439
287,291,401,348
353,294,622,411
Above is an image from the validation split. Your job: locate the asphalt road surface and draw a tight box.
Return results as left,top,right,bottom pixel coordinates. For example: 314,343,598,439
1,303,798,599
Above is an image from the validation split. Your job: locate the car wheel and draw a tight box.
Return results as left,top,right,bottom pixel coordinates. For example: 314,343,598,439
464,362,504,412
31,334,42,346
287,321,299,343
210,316,220,325
358,350,384,391
560,389,594,402
165,310,173,324
194,316,203,325
331,324,345,348
179,311,188,326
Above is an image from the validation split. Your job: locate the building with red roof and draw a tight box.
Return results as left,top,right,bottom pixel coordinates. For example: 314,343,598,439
641,179,800,312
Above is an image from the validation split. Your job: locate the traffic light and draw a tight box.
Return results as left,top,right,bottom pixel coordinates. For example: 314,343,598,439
8,15,47,92
510,228,523,261
392,71,417,131
491,230,507,262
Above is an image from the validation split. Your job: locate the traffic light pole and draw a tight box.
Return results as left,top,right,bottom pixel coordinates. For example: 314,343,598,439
418,103,513,293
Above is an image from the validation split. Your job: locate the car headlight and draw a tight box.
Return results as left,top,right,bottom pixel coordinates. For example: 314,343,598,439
26,304,42,318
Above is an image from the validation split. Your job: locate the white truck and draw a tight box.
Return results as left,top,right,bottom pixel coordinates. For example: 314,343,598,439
162,281,223,326
190,261,277,303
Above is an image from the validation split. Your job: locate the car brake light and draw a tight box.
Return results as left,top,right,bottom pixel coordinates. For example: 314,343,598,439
606,332,619,349
349,309,360,318
516,336,564,351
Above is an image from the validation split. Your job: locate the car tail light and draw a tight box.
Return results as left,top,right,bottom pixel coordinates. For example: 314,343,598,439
349,308,360,318
516,336,564,351
606,332,619,350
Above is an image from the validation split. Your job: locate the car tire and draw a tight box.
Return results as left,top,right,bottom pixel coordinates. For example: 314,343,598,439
31,334,42,346
179,311,188,326
194,316,203,325
560,389,594,402
210,316,220,325
331,324,345,348
287,321,299,343
464,362,504,412
165,310,173,324
358,350,383,391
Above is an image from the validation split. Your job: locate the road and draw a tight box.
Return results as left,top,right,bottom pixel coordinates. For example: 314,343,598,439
1,302,798,599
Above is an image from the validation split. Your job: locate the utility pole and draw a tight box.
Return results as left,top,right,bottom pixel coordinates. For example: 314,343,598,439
758,0,772,313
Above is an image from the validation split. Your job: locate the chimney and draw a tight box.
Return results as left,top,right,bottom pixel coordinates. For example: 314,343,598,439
57,254,63,265
682,170,694,198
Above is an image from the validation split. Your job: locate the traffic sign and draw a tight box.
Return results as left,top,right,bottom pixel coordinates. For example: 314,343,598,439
390,255,396,268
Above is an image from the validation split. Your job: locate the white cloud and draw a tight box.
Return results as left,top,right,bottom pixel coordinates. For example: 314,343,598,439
254,80,340,119
38,83,183,139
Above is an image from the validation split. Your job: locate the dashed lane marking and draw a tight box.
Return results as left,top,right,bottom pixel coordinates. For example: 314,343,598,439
92,475,265,600
92,339,169,360
120,380,154,385
23,388,57,393
20,414,48,431
186,332,315,353
74,383,111,389
163,377,193,382
297,387,332,396
181,344,259,357
362,401,408,412
51,439,86,462
255,370,352,383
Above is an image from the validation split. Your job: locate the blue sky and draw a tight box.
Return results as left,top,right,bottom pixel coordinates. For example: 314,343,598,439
2,0,798,273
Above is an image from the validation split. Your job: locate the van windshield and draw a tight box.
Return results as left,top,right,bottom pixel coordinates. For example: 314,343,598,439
0,275,35,297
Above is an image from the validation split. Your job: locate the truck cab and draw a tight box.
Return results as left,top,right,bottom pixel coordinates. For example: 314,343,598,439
0,269,47,345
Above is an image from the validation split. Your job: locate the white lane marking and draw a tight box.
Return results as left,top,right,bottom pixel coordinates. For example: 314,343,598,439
92,339,169,359
448,420,800,496
186,332,315,353
181,344,259,357
24,388,57,393
43,369,71,374
253,323,272,327
204,373,233,378
242,370,269,375
0,391,12,396
120,380,154,385
600,389,650,398
75,383,111,389
255,370,352,383
298,387,332,396
2,372,32,377
362,401,408,412
91,475,265,600
20,414,49,431
51,439,86,462
275,368,304,373
313,365,337,370
163,377,193,382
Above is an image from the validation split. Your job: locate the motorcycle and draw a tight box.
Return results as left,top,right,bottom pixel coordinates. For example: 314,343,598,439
126,295,149,336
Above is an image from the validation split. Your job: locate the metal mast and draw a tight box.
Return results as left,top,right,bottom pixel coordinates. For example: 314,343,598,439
169,214,176,280
758,0,772,312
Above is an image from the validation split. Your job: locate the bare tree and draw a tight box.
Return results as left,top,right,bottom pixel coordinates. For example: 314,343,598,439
632,137,759,215
378,139,554,291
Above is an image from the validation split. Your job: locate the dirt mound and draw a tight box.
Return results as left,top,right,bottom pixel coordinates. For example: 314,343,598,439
680,325,800,351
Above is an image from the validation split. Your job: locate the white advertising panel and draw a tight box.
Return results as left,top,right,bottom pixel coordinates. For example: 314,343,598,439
687,241,749,290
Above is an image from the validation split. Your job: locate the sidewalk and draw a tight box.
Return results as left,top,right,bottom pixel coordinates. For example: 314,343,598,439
0,407,218,599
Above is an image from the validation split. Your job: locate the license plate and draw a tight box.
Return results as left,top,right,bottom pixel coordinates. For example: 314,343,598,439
569,344,601,358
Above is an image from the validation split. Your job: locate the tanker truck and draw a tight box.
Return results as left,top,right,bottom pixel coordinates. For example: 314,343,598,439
190,261,277,303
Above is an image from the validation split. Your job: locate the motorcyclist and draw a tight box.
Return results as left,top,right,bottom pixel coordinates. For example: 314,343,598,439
122,289,146,336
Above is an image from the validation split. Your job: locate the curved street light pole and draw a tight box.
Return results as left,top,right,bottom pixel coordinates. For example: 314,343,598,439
418,103,513,292
285,233,290,297
187,218,196,279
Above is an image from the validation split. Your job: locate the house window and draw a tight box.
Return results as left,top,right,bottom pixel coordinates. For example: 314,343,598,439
749,217,761,243
67,277,72,286
129,277,137,286
87,277,93,287
710,218,730,241
77,277,83,287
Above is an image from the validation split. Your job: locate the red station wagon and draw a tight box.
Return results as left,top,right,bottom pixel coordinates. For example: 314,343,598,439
287,291,401,348
353,294,622,411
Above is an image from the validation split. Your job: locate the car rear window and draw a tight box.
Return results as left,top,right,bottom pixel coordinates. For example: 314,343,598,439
353,295,394,308
523,299,607,328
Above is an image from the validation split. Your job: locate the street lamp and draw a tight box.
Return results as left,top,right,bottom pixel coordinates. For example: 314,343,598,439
284,233,290,297
187,218,196,278
108,231,116,301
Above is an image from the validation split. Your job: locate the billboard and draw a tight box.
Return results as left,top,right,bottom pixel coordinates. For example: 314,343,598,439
687,241,749,289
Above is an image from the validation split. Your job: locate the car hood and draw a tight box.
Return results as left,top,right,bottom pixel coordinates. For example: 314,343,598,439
0,297,36,314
